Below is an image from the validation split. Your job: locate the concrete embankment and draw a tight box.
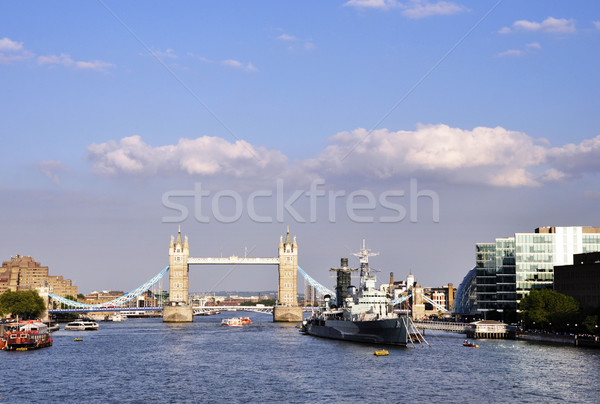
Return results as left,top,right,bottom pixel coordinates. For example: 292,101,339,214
517,332,600,348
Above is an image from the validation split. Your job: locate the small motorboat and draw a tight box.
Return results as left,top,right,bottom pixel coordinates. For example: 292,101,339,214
463,340,479,348
65,320,99,331
221,318,243,327
373,349,389,356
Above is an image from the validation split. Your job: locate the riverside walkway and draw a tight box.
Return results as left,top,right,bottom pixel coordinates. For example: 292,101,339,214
413,321,467,333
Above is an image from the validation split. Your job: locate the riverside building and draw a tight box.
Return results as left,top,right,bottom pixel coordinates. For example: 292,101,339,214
554,251,600,309
0,255,77,297
475,226,600,314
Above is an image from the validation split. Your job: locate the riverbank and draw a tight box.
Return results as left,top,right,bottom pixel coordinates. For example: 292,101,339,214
517,332,600,348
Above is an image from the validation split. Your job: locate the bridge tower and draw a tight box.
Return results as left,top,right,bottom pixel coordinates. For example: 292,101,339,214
163,226,193,322
273,227,303,322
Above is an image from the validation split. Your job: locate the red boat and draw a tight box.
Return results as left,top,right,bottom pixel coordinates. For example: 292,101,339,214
3,321,53,351
463,340,479,348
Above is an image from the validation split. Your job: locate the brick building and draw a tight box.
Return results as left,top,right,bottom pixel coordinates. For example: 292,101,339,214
0,255,77,297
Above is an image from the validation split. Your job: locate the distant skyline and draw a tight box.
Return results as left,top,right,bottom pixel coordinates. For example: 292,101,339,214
1,1,599,293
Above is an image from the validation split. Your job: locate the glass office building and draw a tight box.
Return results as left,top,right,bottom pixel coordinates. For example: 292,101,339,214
453,266,477,315
475,226,600,314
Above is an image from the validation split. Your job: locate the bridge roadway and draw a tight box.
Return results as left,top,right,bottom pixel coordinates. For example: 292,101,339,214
49,307,163,314
193,306,316,314
50,306,315,314
187,257,280,265
413,320,467,333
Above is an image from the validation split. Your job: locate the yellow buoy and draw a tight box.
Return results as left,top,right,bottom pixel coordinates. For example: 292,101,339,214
74,338,83,342
374,349,389,356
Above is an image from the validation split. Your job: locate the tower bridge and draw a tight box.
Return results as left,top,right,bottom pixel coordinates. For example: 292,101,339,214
49,226,332,323
164,226,302,323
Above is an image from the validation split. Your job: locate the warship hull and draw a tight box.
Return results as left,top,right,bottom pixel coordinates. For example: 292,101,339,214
304,317,409,346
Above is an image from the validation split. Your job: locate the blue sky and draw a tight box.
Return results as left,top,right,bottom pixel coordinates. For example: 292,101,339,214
1,1,600,294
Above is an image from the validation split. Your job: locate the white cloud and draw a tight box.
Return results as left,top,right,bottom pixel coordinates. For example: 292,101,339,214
221,59,257,72
402,0,467,19
345,0,467,18
36,160,67,185
1,37,112,70
187,52,212,63
88,126,600,188
75,60,115,70
0,51,33,64
499,17,576,34
277,34,297,41
0,37,23,51
301,124,547,187
546,134,600,180
88,135,287,178
0,37,33,64
345,0,396,9
538,168,568,183
276,33,315,52
38,53,114,71
496,42,541,58
153,48,177,59
37,53,75,66
594,21,600,30
496,49,523,57
525,42,541,49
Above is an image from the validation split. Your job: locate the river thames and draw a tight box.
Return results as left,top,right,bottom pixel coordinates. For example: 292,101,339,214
1,314,599,403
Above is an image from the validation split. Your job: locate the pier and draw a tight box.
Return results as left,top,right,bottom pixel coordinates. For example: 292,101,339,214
413,320,467,333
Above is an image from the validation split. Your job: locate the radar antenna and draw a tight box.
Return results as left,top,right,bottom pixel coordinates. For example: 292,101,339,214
352,239,379,278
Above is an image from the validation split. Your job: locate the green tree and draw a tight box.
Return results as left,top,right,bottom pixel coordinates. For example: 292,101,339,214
519,289,579,331
77,293,85,300
0,289,46,319
62,294,78,309
582,315,598,334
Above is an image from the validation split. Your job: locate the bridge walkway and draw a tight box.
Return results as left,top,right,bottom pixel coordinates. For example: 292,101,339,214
413,321,468,333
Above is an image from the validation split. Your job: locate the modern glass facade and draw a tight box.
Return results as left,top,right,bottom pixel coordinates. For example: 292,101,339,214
495,238,516,310
453,266,477,315
475,226,600,313
475,243,496,311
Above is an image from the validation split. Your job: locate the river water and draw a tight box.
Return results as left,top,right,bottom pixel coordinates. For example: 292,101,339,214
1,313,599,403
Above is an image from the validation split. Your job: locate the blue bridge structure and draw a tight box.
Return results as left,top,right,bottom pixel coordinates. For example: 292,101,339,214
48,264,333,315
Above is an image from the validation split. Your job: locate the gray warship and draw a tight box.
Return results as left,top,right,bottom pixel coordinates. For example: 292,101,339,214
302,242,410,346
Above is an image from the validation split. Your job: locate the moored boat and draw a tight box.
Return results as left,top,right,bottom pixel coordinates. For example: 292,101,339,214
2,321,53,351
302,241,411,346
65,320,99,331
106,314,127,322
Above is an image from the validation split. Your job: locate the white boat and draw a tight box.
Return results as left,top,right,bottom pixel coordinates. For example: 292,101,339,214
107,314,127,322
221,318,242,326
64,321,99,331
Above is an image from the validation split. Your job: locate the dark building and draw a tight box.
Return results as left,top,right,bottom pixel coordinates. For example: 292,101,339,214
554,252,600,309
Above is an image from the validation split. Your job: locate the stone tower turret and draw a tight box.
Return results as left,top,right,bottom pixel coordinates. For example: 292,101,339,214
164,226,193,322
278,226,298,306
168,226,190,305
273,226,302,322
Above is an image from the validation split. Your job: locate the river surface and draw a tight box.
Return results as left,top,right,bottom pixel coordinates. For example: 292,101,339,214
1,313,599,403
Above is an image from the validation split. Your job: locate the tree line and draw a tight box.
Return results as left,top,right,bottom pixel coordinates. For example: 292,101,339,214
519,289,598,334
0,289,46,320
